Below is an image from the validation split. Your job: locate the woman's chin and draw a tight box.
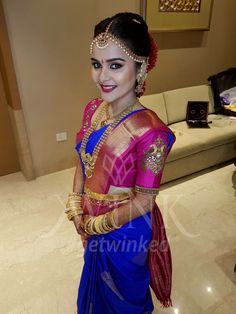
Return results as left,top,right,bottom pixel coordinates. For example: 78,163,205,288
99,92,117,104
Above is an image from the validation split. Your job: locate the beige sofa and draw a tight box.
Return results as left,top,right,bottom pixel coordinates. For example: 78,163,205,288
140,85,236,183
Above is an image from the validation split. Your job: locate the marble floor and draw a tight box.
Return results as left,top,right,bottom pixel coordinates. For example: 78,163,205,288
0,161,235,314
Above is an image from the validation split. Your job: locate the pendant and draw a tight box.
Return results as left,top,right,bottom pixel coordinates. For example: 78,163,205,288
85,167,93,178
101,120,107,127
83,152,96,178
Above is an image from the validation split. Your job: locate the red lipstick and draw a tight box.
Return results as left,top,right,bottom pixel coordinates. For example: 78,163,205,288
100,84,117,93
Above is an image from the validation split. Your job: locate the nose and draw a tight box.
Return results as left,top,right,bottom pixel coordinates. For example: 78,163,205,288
99,66,109,83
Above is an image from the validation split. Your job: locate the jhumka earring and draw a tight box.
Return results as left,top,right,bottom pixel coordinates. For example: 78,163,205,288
135,60,148,96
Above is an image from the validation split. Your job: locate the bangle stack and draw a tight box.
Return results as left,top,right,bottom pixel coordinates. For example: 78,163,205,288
65,192,84,221
84,210,122,235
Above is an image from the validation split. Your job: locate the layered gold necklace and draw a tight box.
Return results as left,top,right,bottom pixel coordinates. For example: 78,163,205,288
101,104,129,127
79,101,137,178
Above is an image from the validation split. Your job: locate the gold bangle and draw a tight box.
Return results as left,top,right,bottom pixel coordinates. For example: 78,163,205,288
65,202,83,220
94,214,114,234
107,210,122,229
68,192,83,197
67,195,82,199
98,221,109,234
84,217,94,235
90,217,100,235
65,191,83,217
67,193,83,205
65,205,83,213
66,200,82,207
67,199,82,203
67,210,83,221
67,208,83,215
102,213,114,232
95,215,107,234
84,217,99,235
93,215,102,234
65,206,83,214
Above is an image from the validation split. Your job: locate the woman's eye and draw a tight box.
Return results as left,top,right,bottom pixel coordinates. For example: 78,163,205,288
92,62,101,69
110,63,123,70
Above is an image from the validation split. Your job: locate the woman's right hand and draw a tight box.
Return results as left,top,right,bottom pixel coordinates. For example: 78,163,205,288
72,214,90,240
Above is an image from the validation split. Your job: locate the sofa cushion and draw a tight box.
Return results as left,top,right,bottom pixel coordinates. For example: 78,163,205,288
170,118,236,149
164,85,215,124
166,128,206,162
162,142,236,183
140,93,168,125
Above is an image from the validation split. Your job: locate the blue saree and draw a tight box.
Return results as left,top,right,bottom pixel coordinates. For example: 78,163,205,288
75,108,155,313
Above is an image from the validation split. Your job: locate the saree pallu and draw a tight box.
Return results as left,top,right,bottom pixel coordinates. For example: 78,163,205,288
75,98,176,313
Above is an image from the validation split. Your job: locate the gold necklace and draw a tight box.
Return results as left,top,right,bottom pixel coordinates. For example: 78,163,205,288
79,101,137,178
101,101,140,127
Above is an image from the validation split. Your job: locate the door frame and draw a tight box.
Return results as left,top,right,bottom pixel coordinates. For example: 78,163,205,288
0,0,35,180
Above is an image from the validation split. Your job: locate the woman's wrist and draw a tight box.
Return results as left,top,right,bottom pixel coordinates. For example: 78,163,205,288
72,213,82,222
84,210,123,236
65,192,84,221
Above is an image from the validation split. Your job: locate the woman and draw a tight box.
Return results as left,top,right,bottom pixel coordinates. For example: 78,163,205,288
65,12,176,314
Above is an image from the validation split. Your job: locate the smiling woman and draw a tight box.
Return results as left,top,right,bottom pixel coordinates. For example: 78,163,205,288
67,12,176,314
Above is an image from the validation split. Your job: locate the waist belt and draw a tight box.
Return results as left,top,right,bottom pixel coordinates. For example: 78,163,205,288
84,186,135,202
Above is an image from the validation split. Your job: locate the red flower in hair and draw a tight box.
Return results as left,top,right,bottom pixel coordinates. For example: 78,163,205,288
147,33,158,72
136,34,158,97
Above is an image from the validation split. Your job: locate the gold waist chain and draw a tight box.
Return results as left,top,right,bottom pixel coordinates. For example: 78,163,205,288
84,186,134,201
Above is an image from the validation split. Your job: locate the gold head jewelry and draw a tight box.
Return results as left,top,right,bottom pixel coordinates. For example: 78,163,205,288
90,20,149,65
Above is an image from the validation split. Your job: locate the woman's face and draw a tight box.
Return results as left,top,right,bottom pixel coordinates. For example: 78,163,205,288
91,40,137,106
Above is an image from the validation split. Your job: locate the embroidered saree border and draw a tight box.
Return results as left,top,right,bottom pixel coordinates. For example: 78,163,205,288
134,185,159,195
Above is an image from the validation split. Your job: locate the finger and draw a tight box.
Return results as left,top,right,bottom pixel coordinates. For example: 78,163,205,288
81,233,90,240
77,226,89,237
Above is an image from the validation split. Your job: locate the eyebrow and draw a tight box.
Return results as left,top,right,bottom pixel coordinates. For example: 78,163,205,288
91,57,126,63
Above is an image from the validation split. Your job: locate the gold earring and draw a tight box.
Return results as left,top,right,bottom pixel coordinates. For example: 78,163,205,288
135,61,147,96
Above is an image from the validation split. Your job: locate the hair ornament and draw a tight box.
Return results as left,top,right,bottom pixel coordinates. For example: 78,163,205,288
132,18,141,24
90,20,148,65
90,16,158,98
91,20,113,50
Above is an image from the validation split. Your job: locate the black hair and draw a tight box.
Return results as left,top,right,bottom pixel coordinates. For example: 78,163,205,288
94,12,150,58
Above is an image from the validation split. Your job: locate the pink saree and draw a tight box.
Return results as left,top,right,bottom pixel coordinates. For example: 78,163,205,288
75,98,176,312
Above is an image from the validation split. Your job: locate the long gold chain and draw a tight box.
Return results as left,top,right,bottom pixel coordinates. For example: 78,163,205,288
79,101,137,178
